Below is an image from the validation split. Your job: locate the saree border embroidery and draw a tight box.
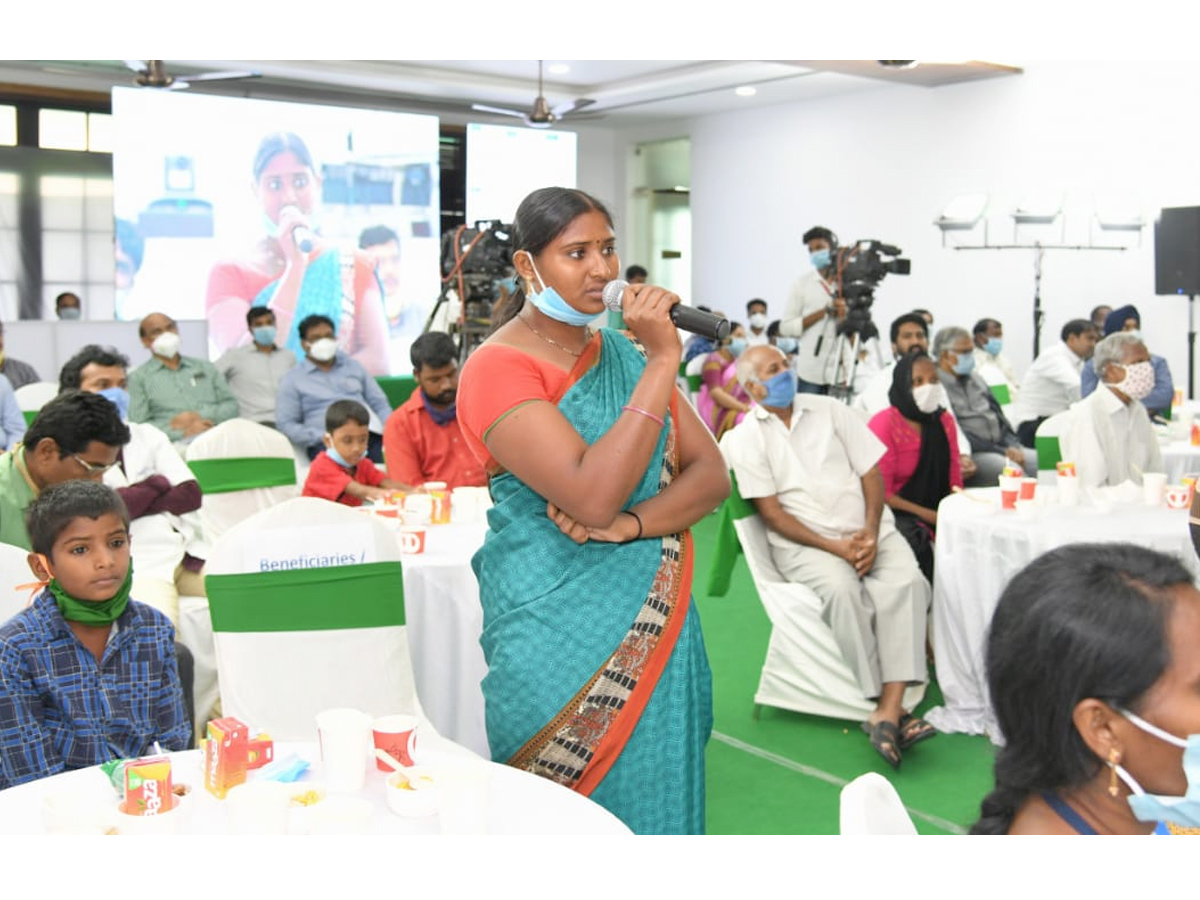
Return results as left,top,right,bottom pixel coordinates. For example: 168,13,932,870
507,388,692,794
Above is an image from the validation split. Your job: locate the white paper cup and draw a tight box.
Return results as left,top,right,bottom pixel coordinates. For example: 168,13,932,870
226,780,293,835
315,707,372,794
1057,476,1080,507
436,759,492,835
404,493,433,525
1142,471,1168,506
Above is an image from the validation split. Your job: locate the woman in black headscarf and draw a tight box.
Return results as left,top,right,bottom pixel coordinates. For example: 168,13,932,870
867,352,963,581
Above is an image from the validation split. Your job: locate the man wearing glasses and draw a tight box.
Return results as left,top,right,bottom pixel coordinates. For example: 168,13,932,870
0,390,130,550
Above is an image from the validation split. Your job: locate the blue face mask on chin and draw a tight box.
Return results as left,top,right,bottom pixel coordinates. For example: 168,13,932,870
97,386,130,421
760,369,797,408
325,440,355,469
1116,709,1200,829
523,253,597,327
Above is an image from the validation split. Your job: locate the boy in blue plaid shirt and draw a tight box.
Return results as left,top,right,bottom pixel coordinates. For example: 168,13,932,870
0,481,189,789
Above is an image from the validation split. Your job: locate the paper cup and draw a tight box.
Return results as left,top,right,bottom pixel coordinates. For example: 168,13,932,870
114,795,185,835
1142,471,1168,506
225,780,293,835
1019,478,1037,501
1057,475,1080,507
436,759,492,835
315,707,372,794
1166,486,1192,509
372,714,420,770
404,493,433,525
998,475,1021,510
385,767,439,818
399,526,426,555
423,482,451,525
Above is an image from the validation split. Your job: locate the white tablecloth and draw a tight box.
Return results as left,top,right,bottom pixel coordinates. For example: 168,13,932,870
1159,437,1200,483
178,522,492,759
926,487,1199,741
0,737,631,835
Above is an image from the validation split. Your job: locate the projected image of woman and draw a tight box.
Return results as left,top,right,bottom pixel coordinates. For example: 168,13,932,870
204,132,390,374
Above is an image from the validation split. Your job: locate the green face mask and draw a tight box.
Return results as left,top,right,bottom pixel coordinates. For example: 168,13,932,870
48,567,133,625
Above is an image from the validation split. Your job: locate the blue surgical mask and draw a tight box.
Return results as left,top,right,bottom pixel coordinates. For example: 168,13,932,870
728,337,747,357
324,440,354,469
952,351,976,376
810,249,831,270
776,337,798,354
760,369,797,408
523,252,597,327
252,325,277,346
984,337,1003,356
97,386,130,421
1116,709,1200,829
59,307,81,320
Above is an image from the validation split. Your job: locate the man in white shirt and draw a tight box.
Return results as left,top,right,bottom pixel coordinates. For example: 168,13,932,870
855,313,978,483
1011,319,1098,447
721,344,932,769
215,307,297,428
59,345,208,626
745,298,772,347
779,226,846,394
971,317,1021,396
1062,332,1162,488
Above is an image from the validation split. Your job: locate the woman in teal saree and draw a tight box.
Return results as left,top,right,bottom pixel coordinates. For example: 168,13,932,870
458,188,728,834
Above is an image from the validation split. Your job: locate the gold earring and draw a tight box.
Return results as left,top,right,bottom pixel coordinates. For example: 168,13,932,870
1108,748,1121,798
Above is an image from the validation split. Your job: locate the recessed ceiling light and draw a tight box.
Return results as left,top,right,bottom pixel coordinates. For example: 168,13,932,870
547,64,570,75
735,86,756,97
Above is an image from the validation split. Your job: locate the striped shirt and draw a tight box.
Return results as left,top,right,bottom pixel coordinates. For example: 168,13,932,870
0,590,189,790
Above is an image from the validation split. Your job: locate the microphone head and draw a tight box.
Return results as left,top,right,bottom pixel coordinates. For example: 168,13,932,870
602,279,628,312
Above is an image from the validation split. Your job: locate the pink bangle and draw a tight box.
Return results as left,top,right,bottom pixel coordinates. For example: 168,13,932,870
622,405,665,428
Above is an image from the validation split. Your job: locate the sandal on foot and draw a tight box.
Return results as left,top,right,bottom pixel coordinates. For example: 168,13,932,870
898,714,937,751
860,720,902,770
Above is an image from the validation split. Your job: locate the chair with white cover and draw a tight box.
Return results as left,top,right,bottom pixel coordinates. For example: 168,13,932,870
203,497,421,741
0,542,35,625
1034,409,1073,486
839,772,918,835
14,381,59,426
706,471,925,721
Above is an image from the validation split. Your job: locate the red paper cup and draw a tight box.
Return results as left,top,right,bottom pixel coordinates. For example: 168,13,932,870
372,715,419,771
1000,489,1018,510
1019,478,1037,501
399,526,426,555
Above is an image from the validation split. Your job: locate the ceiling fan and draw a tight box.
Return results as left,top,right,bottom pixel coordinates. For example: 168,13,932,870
124,60,262,90
471,60,595,129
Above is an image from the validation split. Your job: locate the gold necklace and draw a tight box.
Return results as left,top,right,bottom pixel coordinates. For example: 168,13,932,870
519,313,591,357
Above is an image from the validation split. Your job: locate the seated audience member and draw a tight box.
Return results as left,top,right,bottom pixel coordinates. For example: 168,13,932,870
868,353,962,583
382,332,485,490
625,264,648,285
304,400,406,506
912,308,934,330
766,320,798,358
607,265,650,330
972,317,1021,390
0,390,130,549
723,345,934,770
746,298,771,347
696,322,752,440
277,314,393,462
55,292,82,320
0,374,25,452
60,345,207,625
1063,332,1162,488
1090,304,1113,332
1010,319,1098,447
972,543,1200,835
128,313,238,443
1080,305,1175,417
934,326,1035,484
0,481,190,790
856,314,977,484
214,307,297,427
0,320,40,390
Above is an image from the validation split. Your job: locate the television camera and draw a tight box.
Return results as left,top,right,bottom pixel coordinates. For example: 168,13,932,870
833,240,911,341
431,219,515,360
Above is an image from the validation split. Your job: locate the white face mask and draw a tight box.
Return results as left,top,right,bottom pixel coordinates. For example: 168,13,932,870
308,337,338,362
150,331,181,359
1111,359,1155,401
912,382,942,414
749,313,768,330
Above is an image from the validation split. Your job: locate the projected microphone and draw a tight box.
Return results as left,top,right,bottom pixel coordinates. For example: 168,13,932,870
602,280,731,341
279,205,315,253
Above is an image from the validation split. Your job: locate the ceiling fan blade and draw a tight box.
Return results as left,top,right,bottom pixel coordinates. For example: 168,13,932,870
180,70,262,84
552,98,596,118
471,104,528,120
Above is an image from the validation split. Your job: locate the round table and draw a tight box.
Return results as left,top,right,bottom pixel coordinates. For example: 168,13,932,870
0,736,631,836
926,486,1199,740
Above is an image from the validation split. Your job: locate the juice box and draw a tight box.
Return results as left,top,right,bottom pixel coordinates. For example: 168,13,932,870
204,716,249,799
124,756,173,816
247,734,275,770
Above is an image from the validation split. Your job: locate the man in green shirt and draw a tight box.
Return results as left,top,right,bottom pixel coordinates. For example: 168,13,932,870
0,390,130,549
128,313,239,444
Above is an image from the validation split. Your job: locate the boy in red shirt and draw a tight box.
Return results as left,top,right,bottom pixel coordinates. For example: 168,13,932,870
302,400,409,507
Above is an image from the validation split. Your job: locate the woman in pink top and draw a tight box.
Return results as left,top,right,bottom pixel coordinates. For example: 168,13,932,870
868,352,962,582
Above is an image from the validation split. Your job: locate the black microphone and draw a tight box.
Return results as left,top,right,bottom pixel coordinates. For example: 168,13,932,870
602,280,731,341
280,205,315,253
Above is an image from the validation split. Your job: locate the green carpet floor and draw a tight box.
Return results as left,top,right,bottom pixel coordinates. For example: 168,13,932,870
691,510,997,834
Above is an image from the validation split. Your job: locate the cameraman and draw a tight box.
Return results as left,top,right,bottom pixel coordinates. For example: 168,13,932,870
779,226,845,394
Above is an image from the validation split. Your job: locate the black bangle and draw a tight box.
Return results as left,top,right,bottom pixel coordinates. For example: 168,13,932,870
622,509,644,542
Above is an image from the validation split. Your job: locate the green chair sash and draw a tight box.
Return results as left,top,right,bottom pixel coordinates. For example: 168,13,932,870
375,376,418,409
187,457,296,494
206,562,404,632
706,471,756,597
989,383,1011,406
1035,434,1062,472
23,410,36,426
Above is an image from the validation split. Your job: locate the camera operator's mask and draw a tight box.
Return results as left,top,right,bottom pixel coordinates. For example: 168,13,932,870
810,249,831,270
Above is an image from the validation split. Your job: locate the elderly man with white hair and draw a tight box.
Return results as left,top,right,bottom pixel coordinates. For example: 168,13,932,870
1062,331,1162,488
720,343,933,771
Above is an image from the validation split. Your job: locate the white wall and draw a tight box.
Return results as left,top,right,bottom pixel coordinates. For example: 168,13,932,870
596,61,1200,396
